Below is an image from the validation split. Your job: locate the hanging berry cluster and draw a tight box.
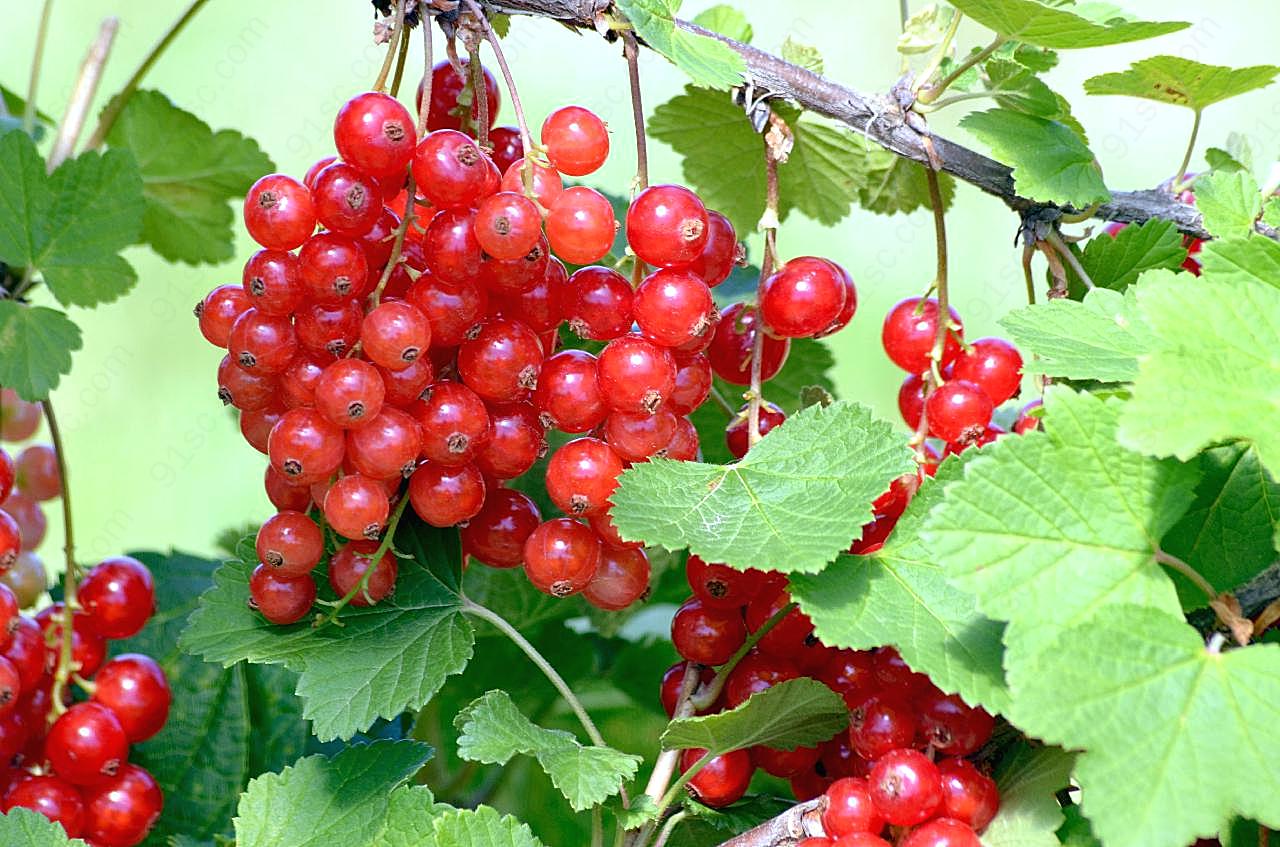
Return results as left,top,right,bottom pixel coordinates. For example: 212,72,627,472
199,58,858,623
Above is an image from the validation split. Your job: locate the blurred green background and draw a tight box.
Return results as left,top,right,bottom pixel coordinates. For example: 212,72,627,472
1,0,1277,562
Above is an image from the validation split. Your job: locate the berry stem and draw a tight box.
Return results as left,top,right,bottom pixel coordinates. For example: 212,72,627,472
688,601,796,712
591,807,604,847
469,42,491,148
651,811,687,847
652,749,713,826
747,135,783,450
1021,241,1037,306
369,174,418,308
917,33,1006,105
372,0,408,93
42,399,80,721
460,0,537,190
24,0,55,136
911,10,962,99
85,0,212,149
633,662,702,844
1045,230,1095,290
48,17,119,171
1155,548,1218,603
317,493,411,626
1039,240,1069,299
1173,109,1203,194
416,15,434,138
389,16,413,98
623,31,649,193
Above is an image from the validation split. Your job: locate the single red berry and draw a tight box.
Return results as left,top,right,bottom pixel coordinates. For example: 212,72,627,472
489,126,524,173
4,616,44,691
346,407,423,480
78,557,154,640
849,692,918,761
420,59,499,133
462,488,541,569
500,158,563,209
4,494,45,553
819,650,878,708
546,438,624,518
791,768,834,802
661,416,700,460
80,763,164,847
868,749,943,826
563,266,634,341
745,587,818,661
249,565,316,624
815,261,859,338
217,355,277,411
671,597,746,665
45,702,130,786
240,405,286,454
414,381,491,467
833,835,892,847
0,390,41,442
91,654,170,743
588,508,640,551
1014,399,1043,434
688,210,741,287
759,257,847,338
503,256,568,334
457,318,544,402
229,309,298,375
626,185,709,268
269,408,345,485
197,284,252,347
334,91,416,179
881,297,964,373
13,445,58,502
938,758,999,830
479,233,550,295
406,274,488,347
0,512,20,572
604,409,677,463
256,511,324,577
328,540,398,606
723,650,799,709
634,268,716,348
408,461,487,527
3,775,85,836
686,555,764,610
376,356,434,408
242,248,303,316
475,402,545,480
582,546,650,610
362,301,432,371
679,747,752,808
753,743,821,779
872,646,929,694
299,231,370,304
423,207,483,284
311,161,382,237
900,818,983,847
725,402,786,458
898,373,926,430
546,186,616,266
295,299,363,359
917,691,994,756
475,191,543,261
244,173,315,250
541,106,610,176
265,466,312,512
279,356,325,410
659,661,715,717
708,304,789,385
360,205,402,270
315,359,385,429
668,353,713,416
949,337,1022,406
823,776,886,837
925,381,993,446
412,130,491,209
597,334,676,415
0,655,19,713
323,474,390,540
523,518,601,597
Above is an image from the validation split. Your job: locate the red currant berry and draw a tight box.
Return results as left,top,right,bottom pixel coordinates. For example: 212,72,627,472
546,438,624,517
242,249,303,315
708,304,789,385
462,488,541,569
376,356,434,407
918,691,994,756
4,494,45,553
311,162,382,237
2,775,85,836
244,174,315,250
882,297,963,373
745,587,816,660
13,445,58,502
0,512,20,572
501,158,563,208
868,749,943,826
0,390,40,442
588,508,640,551
597,334,676,414
360,205,402,270
265,466,312,512
256,511,323,577
872,646,929,694
269,408,346,485
604,409,677,463
541,105,610,176
406,274,488,347
346,407,422,480
634,268,716,348
833,835,892,847
479,233,550,295
362,300,432,371
4,616,44,691
791,768,834,802
668,353,712,416
315,359,385,429
627,185,708,268
823,776,886,837
723,651,799,709
819,650,877,708
503,256,567,334
659,661,714,717
815,262,858,338
0,655,19,712
1013,399,1042,434
475,191,543,260
848,692,918,761
725,402,786,459
457,318,544,402
299,232,370,304
900,818,982,847
489,126,524,173
414,381,491,466
665,414,700,461
546,186,616,265
759,257,847,339
323,474,390,540
91,654,170,743
249,565,316,624
686,555,763,610
950,338,1023,406
753,743,821,779
228,309,298,375
523,518,601,597
680,747,752,808
197,284,252,347
671,597,746,665
78,557,154,640
688,210,741,287
938,759,999,830
240,405,286,454
420,59,499,133
475,402,545,480
328,540,398,606
582,546,650,610
217,355,277,412
45,702,129,786
81,763,164,847
334,91,416,179
898,373,926,430
295,299,363,359
423,207,483,284
563,266,634,341
413,130,490,209
925,381,993,446
408,461,486,527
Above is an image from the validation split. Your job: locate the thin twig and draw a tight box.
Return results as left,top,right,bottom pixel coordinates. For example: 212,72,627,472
461,0,536,178
25,0,55,135
370,175,418,307
688,602,796,711
918,34,1004,104
48,18,119,172
317,495,410,626
390,17,413,98
373,0,408,92
417,15,434,137
1155,549,1218,604
1173,109,1203,193
469,42,490,148
1045,230,1095,290
623,31,649,192
43,400,78,721
85,0,212,149
911,11,962,97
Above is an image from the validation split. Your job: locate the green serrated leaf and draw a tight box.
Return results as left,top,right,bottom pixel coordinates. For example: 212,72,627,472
614,0,745,89
234,741,432,847
898,5,957,55
781,38,823,75
418,805,547,847
1006,606,1280,847
0,85,52,140
923,387,1195,661
490,13,511,38
946,0,1188,48
982,744,1074,847
0,302,82,401
454,690,640,811
1119,267,1280,474
1077,219,1187,291
661,677,848,754
1085,57,1279,111
792,457,1010,713
1163,443,1280,608
0,808,90,845
1205,147,1248,174
1193,170,1263,238
857,147,957,215
961,109,1109,207
1200,236,1280,289
984,58,1062,119
999,286,1156,382
783,121,866,225
105,90,274,265
180,533,474,741
691,5,752,42
1057,806,1102,847
1263,197,1280,229
371,786,443,847
683,795,793,833
611,401,914,573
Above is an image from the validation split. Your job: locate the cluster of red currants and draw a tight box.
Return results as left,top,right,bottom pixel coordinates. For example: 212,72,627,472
0,390,58,606
665,562,997,844
0,555,167,846
201,59,857,623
